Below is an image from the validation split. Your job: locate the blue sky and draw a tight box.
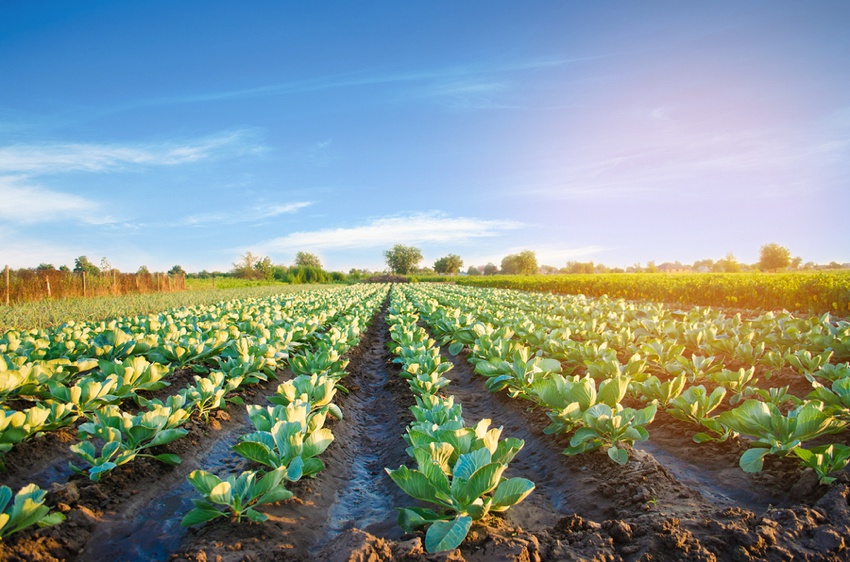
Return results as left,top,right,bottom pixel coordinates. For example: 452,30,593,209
1,1,848,273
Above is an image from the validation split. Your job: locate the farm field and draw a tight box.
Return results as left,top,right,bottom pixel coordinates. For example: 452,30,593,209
0,284,331,332
450,271,850,318
1,283,849,561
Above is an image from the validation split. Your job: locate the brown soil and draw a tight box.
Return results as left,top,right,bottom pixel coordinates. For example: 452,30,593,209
2,297,848,561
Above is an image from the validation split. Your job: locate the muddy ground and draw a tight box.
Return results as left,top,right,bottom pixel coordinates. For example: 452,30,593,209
2,300,849,561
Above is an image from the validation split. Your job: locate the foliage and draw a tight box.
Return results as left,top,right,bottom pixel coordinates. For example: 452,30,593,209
434,254,464,275
70,404,188,480
73,256,100,276
451,272,850,316
759,243,792,272
793,444,850,485
387,420,534,553
233,404,333,479
0,483,65,540
385,245,423,275
717,400,846,472
563,403,657,464
181,467,292,525
294,251,322,269
500,251,538,275
232,251,263,279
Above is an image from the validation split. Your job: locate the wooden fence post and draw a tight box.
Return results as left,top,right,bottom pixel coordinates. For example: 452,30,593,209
46,276,51,298
4,265,9,306
82,271,87,298
112,270,117,295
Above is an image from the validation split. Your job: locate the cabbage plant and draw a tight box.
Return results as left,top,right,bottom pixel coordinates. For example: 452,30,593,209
793,444,850,485
233,409,333,480
666,385,730,442
387,420,534,553
70,404,188,480
718,400,846,473
0,483,65,540
181,467,292,526
563,403,657,465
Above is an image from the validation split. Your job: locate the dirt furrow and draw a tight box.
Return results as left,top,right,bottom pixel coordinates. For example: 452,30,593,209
174,298,415,561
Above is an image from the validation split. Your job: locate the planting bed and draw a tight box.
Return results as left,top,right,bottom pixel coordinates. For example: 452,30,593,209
1,284,848,561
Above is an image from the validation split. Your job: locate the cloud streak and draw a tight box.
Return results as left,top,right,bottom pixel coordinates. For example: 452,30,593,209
0,176,108,225
0,130,264,175
183,201,313,226
253,212,522,254
522,121,849,201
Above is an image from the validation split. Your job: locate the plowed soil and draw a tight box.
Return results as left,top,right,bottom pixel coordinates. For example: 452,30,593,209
2,300,848,561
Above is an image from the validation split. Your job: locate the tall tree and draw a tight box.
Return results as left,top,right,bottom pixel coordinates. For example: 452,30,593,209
168,265,186,276
294,251,322,269
759,243,792,271
500,250,538,275
434,254,463,275
384,244,423,274
254,256,274,280
713,253,742,273
232,251,260,278
73,256,100,276
482,262,499,275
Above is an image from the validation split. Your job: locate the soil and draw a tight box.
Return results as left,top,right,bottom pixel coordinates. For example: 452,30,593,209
2,295,849,561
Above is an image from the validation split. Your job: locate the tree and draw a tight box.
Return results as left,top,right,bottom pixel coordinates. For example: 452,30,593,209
565,261,595,274
482,263,499,275
434,254,463,275
384,245,422,275
232,251,260,278
58,265,70,273
692,259,714,272
73,256,99,276
36,263,55,272
294,251,322,269
759,243,791,272
168,265,186,276
501,250,538,275
138,265,151,275
100,257,112,274
713,253,742,273
254,256,274,280
466,266,481,276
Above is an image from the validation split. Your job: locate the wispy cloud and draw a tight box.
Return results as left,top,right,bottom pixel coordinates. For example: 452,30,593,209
0,226,92,268
253,212,522,254
522,121,849,201
0,130,264,175
0,176,109,224
183,201,313,226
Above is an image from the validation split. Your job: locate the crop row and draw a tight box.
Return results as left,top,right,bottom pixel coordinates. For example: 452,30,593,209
452,271,850,316
0,284,384,541
0,284,320,331
401,284,850,483
383,287,534,553
181,287,385,525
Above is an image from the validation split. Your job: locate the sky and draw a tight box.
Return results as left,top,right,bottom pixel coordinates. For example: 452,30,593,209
1,1,849,273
